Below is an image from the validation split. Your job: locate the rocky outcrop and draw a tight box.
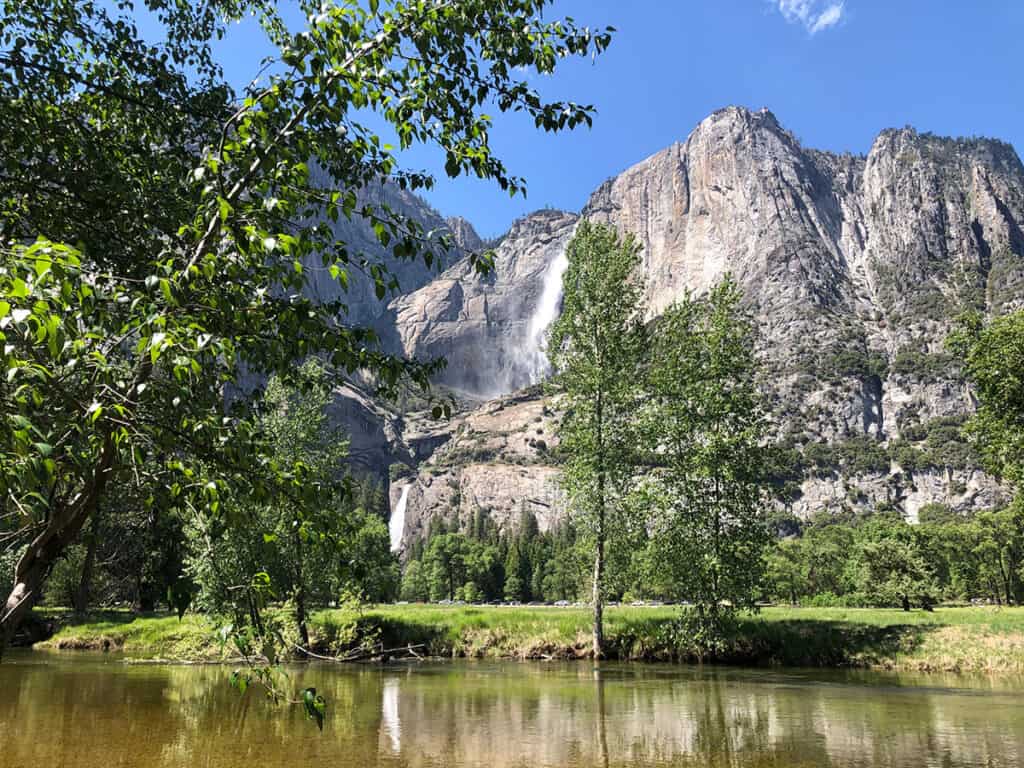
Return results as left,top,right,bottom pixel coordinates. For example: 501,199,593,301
382,209,578,396
387,389,564,551
791,468,1007,523
445,216,485,253
302,174,478,327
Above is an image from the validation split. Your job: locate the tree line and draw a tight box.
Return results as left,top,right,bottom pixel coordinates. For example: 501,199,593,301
764,503,1024,610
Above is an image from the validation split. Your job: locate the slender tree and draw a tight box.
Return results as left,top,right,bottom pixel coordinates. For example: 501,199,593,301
951,310,1024,489
547,220,646,657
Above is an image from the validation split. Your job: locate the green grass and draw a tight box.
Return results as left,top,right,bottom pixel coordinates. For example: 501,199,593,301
30,605,1024,672
36,610,223,660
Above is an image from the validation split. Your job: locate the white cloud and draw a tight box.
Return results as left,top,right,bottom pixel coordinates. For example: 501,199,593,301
775,0,845,35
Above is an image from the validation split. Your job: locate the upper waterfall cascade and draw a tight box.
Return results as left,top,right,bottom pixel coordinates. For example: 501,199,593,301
520,250,569,384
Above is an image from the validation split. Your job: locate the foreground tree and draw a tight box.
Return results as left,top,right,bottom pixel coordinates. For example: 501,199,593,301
951,311,1024,488
0,0,613,668
186,359,397,649
640,278,770,639
547,221,646,657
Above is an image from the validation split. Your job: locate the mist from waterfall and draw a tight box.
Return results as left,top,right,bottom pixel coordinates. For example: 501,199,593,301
389,485,409,552
520,249,569,385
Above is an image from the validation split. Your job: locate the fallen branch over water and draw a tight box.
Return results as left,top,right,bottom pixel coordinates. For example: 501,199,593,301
292,641,427,663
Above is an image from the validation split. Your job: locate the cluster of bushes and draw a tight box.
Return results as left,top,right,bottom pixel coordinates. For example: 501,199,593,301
784,416,978,481
764,502,1024,609
890,346,959,382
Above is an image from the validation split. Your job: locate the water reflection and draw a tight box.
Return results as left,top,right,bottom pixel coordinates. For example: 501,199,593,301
381,676,402,753
1,653,1022,768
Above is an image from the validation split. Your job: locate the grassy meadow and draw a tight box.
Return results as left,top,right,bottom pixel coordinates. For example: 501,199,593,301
30,604,1024,673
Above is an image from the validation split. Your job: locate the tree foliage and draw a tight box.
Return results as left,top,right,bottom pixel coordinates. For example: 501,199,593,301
0,0,613,661
547,220,646,655
951,310,1024,487
640,277,770,626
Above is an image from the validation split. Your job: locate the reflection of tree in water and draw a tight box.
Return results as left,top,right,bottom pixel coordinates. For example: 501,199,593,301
0,661,203,767
594,665,609,768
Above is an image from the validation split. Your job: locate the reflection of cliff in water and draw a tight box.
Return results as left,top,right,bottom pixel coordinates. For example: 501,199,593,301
2,655,1024,768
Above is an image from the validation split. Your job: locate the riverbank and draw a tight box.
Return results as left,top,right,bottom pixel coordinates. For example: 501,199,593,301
31,605,1024,672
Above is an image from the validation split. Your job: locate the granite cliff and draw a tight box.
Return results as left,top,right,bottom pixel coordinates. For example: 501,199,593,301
326,107,1024,546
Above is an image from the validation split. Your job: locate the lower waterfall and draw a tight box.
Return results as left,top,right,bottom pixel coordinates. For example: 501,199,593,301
389,485,409,553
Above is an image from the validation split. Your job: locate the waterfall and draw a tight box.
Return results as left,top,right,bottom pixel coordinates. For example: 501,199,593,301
522,249,569,384
389,485,409,553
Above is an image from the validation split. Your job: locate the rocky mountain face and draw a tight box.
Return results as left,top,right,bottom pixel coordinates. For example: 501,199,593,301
380,209,578,396
329,107,1024,548
302,171,482,327
387,388,564,546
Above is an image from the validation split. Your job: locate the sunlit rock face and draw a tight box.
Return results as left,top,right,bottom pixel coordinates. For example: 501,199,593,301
381,209,578,397
387,388,565,549
324,107,1024,538
586,107,1024,438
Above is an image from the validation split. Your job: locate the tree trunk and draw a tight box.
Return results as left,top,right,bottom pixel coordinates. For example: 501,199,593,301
592,387,606,659
901,594,910,612
73,510,102,616
293,530,310,651
592,533,604,658
1,433,115,659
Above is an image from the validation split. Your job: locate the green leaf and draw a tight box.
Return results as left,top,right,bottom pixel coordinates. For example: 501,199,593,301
9,279,28,299
150,332,167,363
218,197,232,223
303,688,326,731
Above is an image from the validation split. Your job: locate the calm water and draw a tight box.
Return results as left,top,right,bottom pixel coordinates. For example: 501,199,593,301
2,652,1023,767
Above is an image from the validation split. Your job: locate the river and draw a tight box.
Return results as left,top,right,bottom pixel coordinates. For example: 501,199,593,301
1,652,1022,767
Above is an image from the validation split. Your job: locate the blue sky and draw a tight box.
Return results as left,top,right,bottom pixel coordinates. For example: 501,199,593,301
212,0,1024,237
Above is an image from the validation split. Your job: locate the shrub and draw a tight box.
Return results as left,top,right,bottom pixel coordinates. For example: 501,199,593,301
389,462,414,482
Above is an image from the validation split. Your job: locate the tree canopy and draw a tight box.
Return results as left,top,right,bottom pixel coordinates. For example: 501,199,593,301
0,0,613,658
547,220,647,656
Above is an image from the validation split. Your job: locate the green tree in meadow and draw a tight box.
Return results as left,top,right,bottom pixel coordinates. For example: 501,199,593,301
973,504,1024,605
399,560,430,603
186,360,397,647
951,311,1024,488
851,517,937,611
764,538,806,606
424,533,473,601
641,277,770,629
547,221,647,656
